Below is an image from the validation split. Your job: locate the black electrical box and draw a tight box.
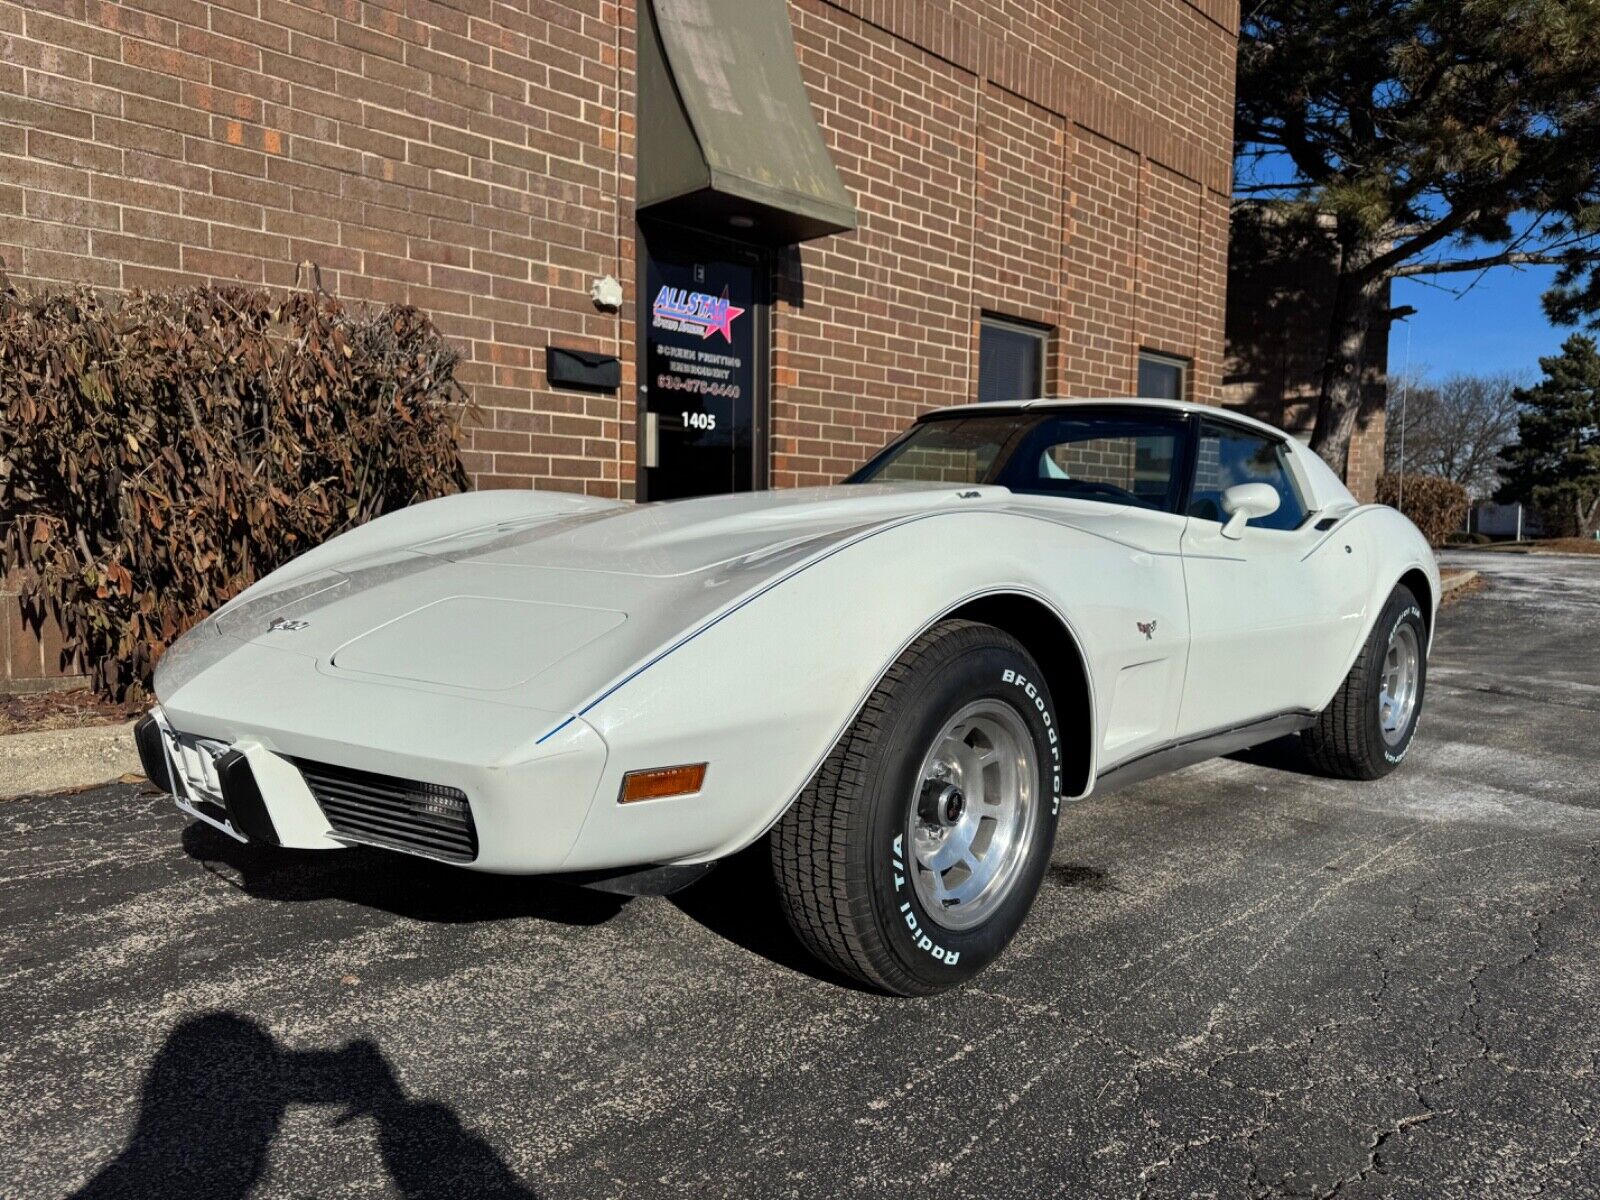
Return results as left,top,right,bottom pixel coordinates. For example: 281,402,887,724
546,346,621,392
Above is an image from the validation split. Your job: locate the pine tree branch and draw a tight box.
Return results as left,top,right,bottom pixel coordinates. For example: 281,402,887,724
1362,207,1482,280
1393,250,1583,277
1232,181,1320,195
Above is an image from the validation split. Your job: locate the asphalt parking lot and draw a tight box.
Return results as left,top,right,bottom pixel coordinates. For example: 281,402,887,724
1,552,1596,1199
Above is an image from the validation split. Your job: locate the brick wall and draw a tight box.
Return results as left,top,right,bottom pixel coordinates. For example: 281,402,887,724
1053,439,1137,489
2,0,1238,495
0,0,1238,687
774,0,1237,486
2,0,629,499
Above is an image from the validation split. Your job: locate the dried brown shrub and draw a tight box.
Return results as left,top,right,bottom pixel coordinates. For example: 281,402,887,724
1376,473,1469,547
0,278,470,700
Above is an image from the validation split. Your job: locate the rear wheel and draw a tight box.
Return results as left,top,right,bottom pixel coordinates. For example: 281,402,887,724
1302,585,1428,779
770,619,1062,995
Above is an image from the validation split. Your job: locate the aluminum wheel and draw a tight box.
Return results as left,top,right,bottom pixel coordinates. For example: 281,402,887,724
905,700,1039,932
1378,621,1421,746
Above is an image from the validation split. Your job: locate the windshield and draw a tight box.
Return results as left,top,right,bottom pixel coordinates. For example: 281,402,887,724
995,414,1187,512
849,407,1194,513
846,415,1021,485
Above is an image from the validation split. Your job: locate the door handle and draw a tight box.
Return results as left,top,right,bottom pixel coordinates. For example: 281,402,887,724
642,411,659,469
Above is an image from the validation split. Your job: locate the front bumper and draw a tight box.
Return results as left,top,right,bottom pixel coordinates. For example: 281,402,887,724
137,704,612,873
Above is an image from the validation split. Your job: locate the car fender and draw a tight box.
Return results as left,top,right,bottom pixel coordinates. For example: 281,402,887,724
562,507,1185,870
1311,504,1439,711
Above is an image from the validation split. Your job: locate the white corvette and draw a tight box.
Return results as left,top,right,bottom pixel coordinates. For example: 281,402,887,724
139,399,1437,994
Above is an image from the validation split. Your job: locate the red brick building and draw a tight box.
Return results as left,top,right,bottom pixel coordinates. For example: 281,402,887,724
0,0,1239,686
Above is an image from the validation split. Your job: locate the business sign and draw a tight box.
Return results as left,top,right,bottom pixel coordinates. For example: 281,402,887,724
650,286,746,343
642,244,759,498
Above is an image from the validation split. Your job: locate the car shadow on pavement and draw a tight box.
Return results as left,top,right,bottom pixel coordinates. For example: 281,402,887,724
71,1012,539,1200
181,821,628,927
668,843,875,992
183,815,866,989
1225,733,1327,779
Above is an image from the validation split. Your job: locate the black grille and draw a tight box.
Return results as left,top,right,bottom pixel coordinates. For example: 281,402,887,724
295,760,478,863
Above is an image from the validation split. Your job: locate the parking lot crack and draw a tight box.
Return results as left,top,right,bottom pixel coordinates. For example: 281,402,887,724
1309,1110,1440,1200
1134,1120,1271,1200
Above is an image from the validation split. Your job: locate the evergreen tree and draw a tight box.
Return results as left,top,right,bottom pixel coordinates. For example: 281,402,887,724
1497,335,1600,536
1237,2,1600,480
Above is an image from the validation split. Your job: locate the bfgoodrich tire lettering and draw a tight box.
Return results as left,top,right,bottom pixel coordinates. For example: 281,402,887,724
1302,585,1428,780
771,619,1060,995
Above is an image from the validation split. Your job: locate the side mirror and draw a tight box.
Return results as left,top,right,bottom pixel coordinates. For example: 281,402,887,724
1220,482,1280,539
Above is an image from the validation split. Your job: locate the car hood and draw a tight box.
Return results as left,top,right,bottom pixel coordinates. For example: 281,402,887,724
155,484,1008,714
405,483,997,575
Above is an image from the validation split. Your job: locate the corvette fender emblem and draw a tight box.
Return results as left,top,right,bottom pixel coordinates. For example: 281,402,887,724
1137,619,1157,640
267,617,310,633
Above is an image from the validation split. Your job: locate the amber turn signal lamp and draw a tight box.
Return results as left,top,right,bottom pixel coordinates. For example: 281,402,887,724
619,763,707,803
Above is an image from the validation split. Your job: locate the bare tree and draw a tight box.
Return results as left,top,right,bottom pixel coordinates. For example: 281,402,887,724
1385,372,1525,499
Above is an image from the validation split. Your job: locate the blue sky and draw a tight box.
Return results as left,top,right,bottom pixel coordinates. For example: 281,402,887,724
1389,264,1571,381
1238,153,1581,384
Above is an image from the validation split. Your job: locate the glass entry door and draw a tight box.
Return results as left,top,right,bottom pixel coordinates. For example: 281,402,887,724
637,224,768,500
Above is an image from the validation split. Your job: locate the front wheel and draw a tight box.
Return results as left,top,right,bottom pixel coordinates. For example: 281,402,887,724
1302,584,1428,779
770,619,1062,995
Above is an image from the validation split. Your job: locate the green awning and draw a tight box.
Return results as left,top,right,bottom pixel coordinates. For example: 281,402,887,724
637,0,857,245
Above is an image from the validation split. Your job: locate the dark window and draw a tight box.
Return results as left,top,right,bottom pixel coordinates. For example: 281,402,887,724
997,413,1190,513
978,317,1046,403
853,415,1021,485
1188,422,1308,531
1137,351,1187,400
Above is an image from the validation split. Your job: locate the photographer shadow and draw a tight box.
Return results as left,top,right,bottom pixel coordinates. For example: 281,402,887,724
72,1012,538,1200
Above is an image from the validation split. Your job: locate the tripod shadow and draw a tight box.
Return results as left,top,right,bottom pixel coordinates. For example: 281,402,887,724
73,1013,538,1199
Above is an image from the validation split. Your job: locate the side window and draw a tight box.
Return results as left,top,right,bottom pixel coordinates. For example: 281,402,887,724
1189,423,1308,531
999,415,1188,513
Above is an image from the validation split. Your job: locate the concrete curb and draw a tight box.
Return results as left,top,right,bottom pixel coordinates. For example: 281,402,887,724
1440,568,1479,596
0,721,142,800
1442,547,1600,561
